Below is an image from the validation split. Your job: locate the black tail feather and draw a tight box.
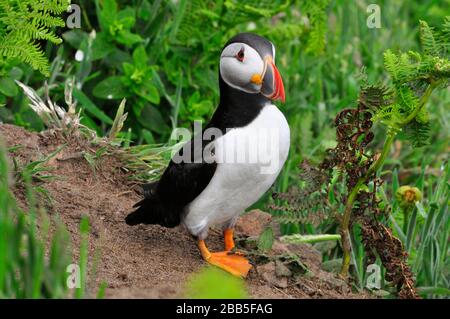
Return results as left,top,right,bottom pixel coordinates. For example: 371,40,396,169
125,183,181,228
125,205,146,225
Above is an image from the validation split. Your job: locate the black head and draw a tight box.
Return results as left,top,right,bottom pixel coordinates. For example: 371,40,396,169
223,33,275,61
219,32,285,105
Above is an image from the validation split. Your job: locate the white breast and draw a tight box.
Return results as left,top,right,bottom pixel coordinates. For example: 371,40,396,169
183,104,290,237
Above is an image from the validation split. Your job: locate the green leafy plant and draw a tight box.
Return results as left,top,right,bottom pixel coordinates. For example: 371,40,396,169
185,266,248,299
335,18,449,280
95,0,143,48
18,79,174,183
0,0,69,77
75,216,89,299
92,45,162,132
0,142,71,298
0,0,69,129
270,17,449,299
390,164,449,298
11,144,64,202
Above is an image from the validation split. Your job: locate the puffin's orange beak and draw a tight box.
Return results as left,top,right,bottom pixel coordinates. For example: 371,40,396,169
269,59,285,103
260,57,285,103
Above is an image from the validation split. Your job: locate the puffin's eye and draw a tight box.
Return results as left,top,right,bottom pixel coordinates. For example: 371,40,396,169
236,48,245,62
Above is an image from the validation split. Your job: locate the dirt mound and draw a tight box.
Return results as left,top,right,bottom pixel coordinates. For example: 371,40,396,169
0,124,370,299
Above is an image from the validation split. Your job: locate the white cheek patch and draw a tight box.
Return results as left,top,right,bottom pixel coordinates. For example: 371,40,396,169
220,43,264,93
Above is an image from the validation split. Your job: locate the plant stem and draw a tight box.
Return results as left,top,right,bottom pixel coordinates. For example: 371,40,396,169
399,82,437,126
280,234,341,244
339,82,438,278
403,209,410,234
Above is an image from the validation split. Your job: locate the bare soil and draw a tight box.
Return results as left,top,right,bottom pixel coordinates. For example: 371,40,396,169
0,124,370,299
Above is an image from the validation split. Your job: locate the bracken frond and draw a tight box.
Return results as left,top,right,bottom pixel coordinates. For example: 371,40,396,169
0,0,69,75
0,39,50,76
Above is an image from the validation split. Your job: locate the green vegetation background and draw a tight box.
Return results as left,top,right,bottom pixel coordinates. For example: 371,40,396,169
0,0,449,298
1,1,448,188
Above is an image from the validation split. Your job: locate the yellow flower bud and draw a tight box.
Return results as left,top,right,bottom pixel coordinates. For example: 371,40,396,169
396,185,422,210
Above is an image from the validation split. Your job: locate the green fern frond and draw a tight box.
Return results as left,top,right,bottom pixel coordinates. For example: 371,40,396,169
373,18,450,148
263,23,306,43
396,85,419,114
420,20,438,56
269,160,332,226
442,16,450,38
0,0,69,75
415,106,429,124
384,50,400,81
359,84,393,110
11,24,62,44
0,40,50,76
32,12,66,28
223,0,287,22
31,0,69,14
372,104,397,124
176,0,210,47
300,0,329,55
403,120,431,147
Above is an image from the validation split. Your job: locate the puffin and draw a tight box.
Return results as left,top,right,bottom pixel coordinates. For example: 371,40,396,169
125,33,290,277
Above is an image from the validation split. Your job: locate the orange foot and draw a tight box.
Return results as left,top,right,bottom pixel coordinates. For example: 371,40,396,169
223,228,245,256
198,240,252,278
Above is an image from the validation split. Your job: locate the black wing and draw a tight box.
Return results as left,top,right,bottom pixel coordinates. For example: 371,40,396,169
125,131,218,227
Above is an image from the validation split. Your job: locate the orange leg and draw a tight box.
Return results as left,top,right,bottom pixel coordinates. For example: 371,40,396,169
198,240,251,278
224,228,235,251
